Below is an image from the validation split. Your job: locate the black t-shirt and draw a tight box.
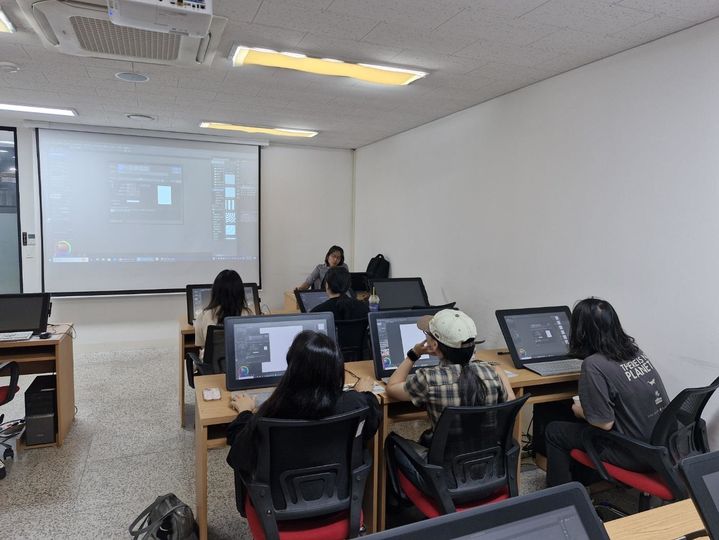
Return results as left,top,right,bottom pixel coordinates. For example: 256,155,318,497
579,352,668,441
311,296,369,321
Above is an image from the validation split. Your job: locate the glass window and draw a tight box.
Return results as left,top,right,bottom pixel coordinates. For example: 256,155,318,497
0,128,20,292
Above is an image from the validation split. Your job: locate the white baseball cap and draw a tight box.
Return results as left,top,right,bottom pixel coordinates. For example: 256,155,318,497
417,309,478,349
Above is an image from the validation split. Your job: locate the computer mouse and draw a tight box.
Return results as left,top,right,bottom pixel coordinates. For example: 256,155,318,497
39,331,51,339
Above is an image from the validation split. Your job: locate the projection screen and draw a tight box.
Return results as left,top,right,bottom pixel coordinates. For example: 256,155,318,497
38,129,260,294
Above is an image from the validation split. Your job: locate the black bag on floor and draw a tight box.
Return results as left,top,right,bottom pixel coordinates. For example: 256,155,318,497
129,493,198,540
366,254,390,280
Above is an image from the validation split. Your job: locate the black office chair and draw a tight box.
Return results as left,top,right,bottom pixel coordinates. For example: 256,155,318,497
571,375,719,512
335,318,370,361
385,394,530,518
0,361,20,479
184,325,225,388
233,407,372,540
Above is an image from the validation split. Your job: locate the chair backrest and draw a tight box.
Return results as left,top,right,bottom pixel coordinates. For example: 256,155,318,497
250,407,369,521
650,376,719,463
0,361,20,406
427,395,530,502
411,302,457,311
335,318,369,361
202,325,226,374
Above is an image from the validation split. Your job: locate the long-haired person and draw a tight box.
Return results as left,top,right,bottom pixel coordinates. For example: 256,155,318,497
296,244,348,291
545,298,669,487
386,309,515,443
226,331,381,482
194,269,252,349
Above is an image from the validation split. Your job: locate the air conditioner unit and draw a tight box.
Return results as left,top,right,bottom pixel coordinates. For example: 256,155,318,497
17,0,227,66
108,0,213,38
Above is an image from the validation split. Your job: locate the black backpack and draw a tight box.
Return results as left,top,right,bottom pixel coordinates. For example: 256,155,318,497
366,254,390,280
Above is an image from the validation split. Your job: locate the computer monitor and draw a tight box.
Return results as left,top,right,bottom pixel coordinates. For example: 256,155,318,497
0,293,52,334
369,308,442,380
186,282,261,324
294,290,329,313
680,450,719,539
225,312,336,391
495,306,573,369
368,278,430,310
364,482,609,540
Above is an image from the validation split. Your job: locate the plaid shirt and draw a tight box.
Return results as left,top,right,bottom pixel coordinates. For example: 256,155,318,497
404,361,507,427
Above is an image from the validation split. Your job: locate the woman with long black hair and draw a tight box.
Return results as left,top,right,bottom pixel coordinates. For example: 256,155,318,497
226,330,381,478
545,297,669,487
194,269,252,350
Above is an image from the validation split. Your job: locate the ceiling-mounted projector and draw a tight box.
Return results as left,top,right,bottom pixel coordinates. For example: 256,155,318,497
107,0,213,38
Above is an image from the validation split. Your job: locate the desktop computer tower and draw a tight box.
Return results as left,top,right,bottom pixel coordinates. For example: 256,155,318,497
24,375,57,445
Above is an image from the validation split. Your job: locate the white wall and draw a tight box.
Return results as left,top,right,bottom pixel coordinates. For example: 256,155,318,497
355,19,719,442
2,120,354,351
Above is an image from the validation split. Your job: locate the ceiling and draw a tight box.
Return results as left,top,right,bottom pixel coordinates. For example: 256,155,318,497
0,0,718,149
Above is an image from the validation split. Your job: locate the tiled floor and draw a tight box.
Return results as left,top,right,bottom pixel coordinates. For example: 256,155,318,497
1,347,634,538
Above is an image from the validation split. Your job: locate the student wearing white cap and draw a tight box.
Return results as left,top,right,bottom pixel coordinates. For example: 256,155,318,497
386,309,515,444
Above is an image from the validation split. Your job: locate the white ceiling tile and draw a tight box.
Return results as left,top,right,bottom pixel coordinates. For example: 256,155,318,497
212,0,263,23
326,0,470,30
609,14,699,44
254,0,378,40
389,50,484,74
436,9,561,47
616,0,719,23
529,27,634,57
465,0,555,19
362,22,478,54
519,0,656,36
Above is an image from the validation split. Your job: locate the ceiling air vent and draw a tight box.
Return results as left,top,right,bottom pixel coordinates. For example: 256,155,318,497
17,0,226,66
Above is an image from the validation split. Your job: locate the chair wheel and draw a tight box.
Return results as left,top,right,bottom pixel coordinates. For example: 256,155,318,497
3,448,13,460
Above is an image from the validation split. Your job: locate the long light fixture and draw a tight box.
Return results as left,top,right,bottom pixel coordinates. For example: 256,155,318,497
232,46,426,86
0,103,76,116
200,122,318,138
0,8,15,33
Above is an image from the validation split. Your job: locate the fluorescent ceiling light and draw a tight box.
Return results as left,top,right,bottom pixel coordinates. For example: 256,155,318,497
0,9,15,33
200,122,318,138
0,103,76,116
232,46,426,86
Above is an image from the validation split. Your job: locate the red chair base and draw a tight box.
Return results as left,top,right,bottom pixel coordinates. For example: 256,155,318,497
398,470,509,518
245,498,362,540
570,449,674,501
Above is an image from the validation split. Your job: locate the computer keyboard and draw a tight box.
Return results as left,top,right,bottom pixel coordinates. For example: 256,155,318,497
231,391,272,406
525,358,583,376
0,331,33,342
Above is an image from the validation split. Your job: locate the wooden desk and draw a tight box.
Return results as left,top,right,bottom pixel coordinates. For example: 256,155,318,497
374,348,580,530
0,331,75,447
179,323,198,427
605,499,707,539
194,361,382,540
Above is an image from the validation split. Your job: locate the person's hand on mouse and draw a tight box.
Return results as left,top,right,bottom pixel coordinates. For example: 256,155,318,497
231,393,256,413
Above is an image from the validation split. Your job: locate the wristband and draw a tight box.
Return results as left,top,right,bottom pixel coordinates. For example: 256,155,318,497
407,348,420,362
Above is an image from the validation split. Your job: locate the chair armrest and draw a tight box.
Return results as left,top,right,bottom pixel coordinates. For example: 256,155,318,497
245,480,281,540
385,432,455,514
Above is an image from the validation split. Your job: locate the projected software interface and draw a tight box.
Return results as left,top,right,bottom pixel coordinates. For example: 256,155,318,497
38,130,260,292
232,319,330,381
504,311,571,361
376,314,439,371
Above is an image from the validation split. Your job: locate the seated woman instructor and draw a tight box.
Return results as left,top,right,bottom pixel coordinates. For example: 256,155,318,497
296,244,349,291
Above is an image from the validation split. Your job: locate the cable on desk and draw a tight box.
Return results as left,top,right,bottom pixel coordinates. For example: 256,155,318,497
47,323,77,339
344,368,361,388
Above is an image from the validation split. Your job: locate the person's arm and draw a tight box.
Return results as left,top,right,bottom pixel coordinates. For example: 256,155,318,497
577,359,616,431
493,365,516,401
297,265,321,290
385,341,430,401
193,312,206,347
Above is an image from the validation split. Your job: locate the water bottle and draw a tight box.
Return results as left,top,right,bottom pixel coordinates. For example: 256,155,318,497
368,287,380,312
